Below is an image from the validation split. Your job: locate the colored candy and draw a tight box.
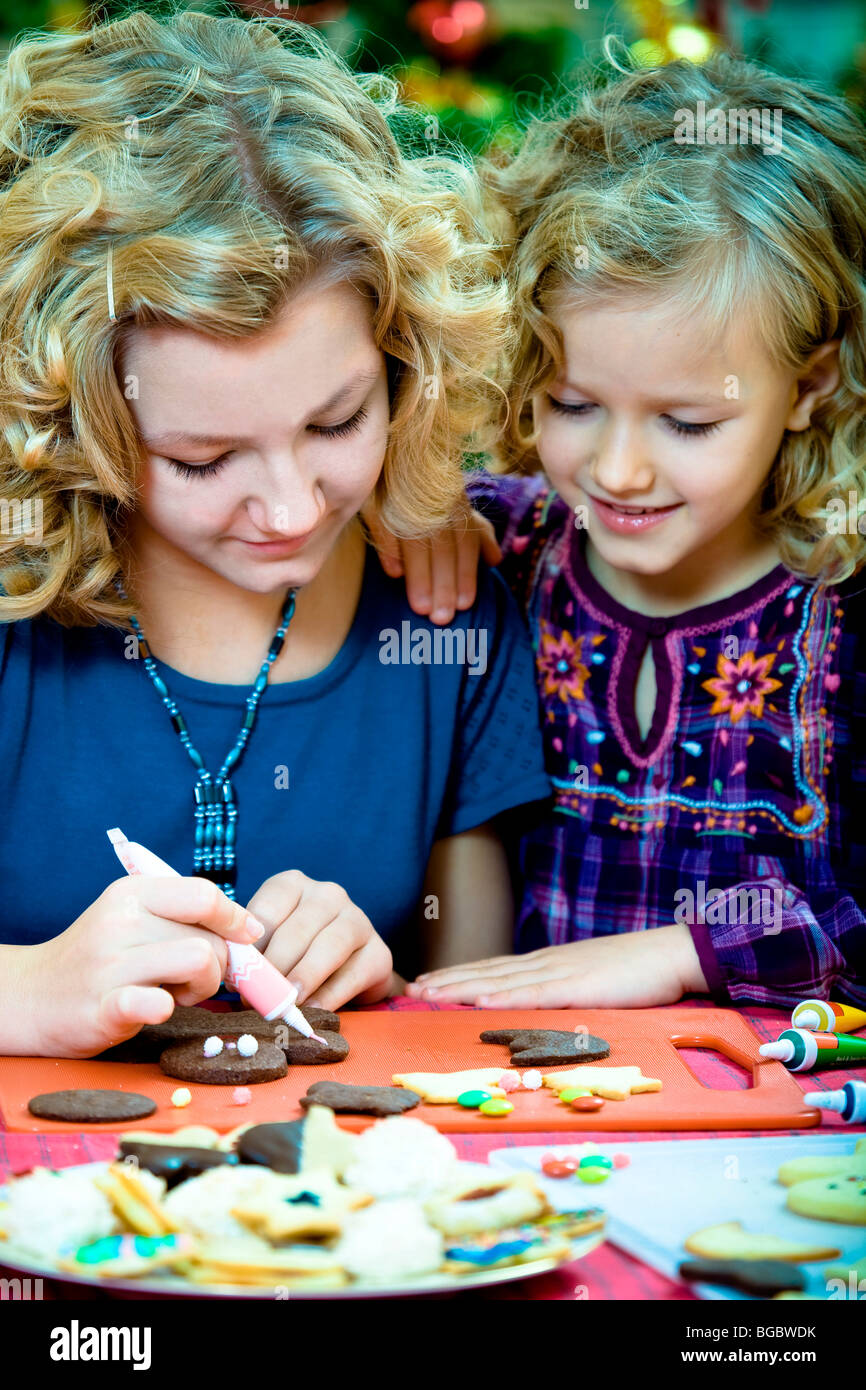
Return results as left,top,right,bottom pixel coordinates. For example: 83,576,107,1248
559,1087,591,1104
232,1087,252,1106
571,1094,605,1112
457,1090,493,1109
170,1088,192,1108
579,1155,613,1170
577,1165,610,1184
478,1098,514,1116
541,1156,579,1179
613,1153,630,1169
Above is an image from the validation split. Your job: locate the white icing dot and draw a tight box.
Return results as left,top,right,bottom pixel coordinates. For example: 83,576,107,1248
203,1036,224,1058
236,1034,259,1058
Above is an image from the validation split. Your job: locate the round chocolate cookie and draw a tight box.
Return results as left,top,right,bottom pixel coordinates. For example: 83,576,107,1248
300,1082,419,1115
238,1120,305,1173
158,1037,288,1085
281,1030,349,1065
28,1089,157,1122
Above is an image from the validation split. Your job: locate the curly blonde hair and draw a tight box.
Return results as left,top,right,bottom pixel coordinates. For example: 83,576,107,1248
485,45,866,582
0,4,511,627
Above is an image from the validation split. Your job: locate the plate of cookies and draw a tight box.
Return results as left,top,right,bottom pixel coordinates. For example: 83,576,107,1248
0,1106,606,1298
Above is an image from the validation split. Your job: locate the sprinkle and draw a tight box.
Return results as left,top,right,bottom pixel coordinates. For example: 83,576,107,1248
522,1070,543,1091
232,1087,252,1106
498,1071,521,1093
203,1036,224,1058
171,1088,192,1109
236,1034,259,1058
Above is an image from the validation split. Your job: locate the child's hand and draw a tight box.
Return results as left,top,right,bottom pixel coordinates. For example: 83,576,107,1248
405,925,708,1008
25,877,265,1058
364,506,502,624
246,870,393,1011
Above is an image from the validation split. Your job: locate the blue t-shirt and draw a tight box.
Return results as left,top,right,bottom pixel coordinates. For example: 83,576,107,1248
0,546,551,963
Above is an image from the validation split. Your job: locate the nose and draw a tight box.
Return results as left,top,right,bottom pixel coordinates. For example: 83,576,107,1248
245,455,326,536
591,419,655,496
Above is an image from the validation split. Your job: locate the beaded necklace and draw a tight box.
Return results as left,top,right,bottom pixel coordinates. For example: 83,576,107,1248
115,582,296,899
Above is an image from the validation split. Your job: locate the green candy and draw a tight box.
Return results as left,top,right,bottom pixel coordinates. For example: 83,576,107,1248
577,1166,610,1184
457,1089,492,1108
478,1098,514,1116
579,1155,613,1169
559,1088,591,1103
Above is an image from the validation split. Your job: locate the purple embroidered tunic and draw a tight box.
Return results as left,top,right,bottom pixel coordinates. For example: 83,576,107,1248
468,470,866,1009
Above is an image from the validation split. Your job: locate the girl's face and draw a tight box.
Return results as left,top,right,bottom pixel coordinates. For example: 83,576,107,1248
532,291,836,591
121,278,390,594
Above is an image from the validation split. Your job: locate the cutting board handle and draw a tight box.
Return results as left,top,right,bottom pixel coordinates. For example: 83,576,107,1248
668,1031,772,1084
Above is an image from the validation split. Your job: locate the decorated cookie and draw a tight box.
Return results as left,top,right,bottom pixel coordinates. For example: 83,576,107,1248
119,1126,223,1150
162,1165,288,1241
299,1082,420,1116
159,1036,287,1085
280,1030,349,1065
777,1138,866,1186
679,1258,807,1297
392,1068,506,1104
443,1223,573,1272
684,1220,840,1263
98,1004,341,1061
185,1234,349,1288
335,1199,444,1283
57,1232,198,1279
785,1174,866,1226
0,1167,118,1261
344,1116,460,1198
232,1172,373,1242
28,1089,157,1123
237,1106,358,1179
480,1029,610,1066
95,1162,179,1238
118,1142,241,1189
541,1066,662,1102
424,1171,551,1237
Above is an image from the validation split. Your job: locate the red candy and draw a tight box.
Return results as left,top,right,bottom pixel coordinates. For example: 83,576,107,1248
612,1152,630,1168
541,1154,579,1179
571,1094,605,1112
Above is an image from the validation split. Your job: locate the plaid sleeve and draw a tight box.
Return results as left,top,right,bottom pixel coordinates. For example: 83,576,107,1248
688,878,866,1010
466,468,564,606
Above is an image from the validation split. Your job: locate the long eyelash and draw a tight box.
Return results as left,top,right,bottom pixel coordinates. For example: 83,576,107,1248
665,417,721,437
313,405,368,438
168,453,231,479
547,396,593,416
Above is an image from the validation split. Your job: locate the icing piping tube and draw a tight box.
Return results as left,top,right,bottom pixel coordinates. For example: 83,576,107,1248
791,999,866,1034
803,1080,866,1124
106,827,324,1041
760,1027,866,1073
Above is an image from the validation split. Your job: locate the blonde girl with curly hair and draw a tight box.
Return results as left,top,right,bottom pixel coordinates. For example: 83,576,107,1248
0,6,551,1056
390,48,866,1012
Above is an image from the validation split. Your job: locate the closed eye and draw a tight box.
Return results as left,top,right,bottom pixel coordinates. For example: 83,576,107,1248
663,416,722,437
547,396,595,417
309,405,369,439
167,453,232,479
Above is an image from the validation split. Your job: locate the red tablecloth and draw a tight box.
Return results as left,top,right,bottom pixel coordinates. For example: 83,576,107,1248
2,996,863,1301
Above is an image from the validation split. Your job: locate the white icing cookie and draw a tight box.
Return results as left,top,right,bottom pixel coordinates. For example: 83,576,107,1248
424,1172,550,1237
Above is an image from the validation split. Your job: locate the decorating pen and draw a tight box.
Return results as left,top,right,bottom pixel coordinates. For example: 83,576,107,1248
106,827,324,1042
759,1026,866,1073
791,998,866,1035
803,1080,866,1125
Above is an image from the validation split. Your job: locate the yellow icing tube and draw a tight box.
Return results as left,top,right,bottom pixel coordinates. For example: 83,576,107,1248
791,999,866,1034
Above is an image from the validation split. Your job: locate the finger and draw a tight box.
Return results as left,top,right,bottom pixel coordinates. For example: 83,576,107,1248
401,541,433,616
245,871,306,936
428,531,459,625
477,976,586,1009
260,886,351,978
419,967,572,1004
478,520,503,568
303,938,392,1011
414,955,545,988
278,911,373,1002
132,876,265,943
454,526,482,610
98,984,176,1040
112,936,227,1003
363,511,404,577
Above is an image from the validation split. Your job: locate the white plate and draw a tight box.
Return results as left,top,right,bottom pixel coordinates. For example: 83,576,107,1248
0,1161,605,1300
488,1134,866,1300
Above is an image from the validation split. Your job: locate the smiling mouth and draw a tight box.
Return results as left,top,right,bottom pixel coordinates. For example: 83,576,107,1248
592,499,680,514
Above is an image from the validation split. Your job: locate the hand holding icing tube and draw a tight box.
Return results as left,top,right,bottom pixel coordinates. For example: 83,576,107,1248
107,829,324,1042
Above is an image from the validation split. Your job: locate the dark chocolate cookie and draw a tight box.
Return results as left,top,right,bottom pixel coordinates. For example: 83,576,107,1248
479,1028,610,1066
158,1037,288,1085
280,1030,349,1065
238,1120,305,1174
679,1258,806,1297
28,1089,157,1122
299,1082,419,1115
118,1142,241,1188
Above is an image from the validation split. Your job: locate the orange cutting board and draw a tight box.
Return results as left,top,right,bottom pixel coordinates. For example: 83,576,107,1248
0,1008,819,1134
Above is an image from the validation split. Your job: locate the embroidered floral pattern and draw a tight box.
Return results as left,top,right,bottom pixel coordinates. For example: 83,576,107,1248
702,650,783,724
537,622,589,703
